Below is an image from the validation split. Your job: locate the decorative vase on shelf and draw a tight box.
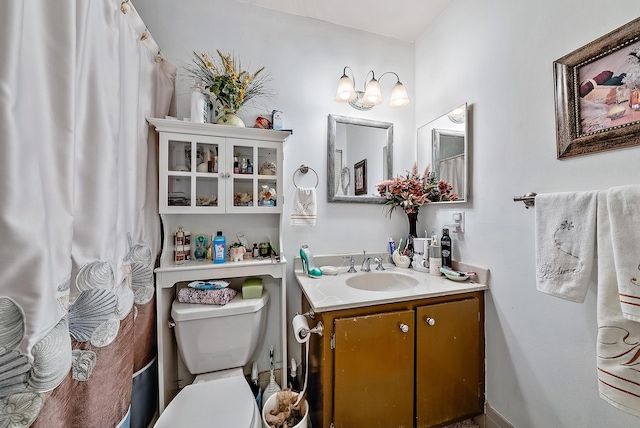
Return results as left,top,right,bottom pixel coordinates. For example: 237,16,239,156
217,110,245,127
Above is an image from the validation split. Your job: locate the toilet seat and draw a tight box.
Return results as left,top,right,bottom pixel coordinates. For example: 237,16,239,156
155,374,259,428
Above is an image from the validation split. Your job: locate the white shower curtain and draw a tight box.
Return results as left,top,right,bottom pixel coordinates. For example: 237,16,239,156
0,1,175,427
438,154,465,197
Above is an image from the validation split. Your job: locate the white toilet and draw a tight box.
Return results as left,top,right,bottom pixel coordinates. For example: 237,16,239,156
155,290,269,428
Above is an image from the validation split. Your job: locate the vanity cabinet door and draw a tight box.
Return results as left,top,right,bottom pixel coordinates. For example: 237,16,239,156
415,297,482,427
333,310,414,428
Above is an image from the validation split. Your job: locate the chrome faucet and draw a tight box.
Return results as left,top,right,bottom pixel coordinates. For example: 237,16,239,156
361,250,371,272
374,257,385,271
344,256,357,273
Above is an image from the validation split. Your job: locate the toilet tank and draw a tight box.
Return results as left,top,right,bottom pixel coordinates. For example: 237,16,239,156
171,290,269,375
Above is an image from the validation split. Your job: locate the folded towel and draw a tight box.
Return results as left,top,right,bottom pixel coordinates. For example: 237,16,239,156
290,187,317,226
607,184,640,322
596,190,640,417
177,287,237,305
535,191,597,302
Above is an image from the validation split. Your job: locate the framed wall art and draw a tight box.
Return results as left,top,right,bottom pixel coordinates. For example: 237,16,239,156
554,17,640,159
354,159,367,195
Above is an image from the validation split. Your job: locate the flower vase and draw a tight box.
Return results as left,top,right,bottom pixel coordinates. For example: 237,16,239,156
406,212,418,238
217,111,245,127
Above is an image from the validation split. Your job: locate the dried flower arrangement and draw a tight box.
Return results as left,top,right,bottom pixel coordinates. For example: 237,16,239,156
377,163,458,216
184,50,273,116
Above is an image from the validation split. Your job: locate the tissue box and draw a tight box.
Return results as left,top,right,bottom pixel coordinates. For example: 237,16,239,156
242,277,263,299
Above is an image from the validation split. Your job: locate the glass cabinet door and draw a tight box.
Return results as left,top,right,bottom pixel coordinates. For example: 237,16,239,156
161,133,225,213
226,140,281,213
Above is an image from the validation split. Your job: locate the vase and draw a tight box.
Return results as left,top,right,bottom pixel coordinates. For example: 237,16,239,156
406,211,418,238
405,211,418,259
217,112,245,127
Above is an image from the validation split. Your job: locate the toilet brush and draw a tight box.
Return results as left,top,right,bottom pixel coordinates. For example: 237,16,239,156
262,345,281,406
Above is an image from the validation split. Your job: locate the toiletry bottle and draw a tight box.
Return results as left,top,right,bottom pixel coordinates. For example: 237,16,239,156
174,226,185,265
441,228,452,268
429,234,442,276
213,231,226,264
252,243,259,258
289,358,300,392
250,362,262,409
233,156,240,174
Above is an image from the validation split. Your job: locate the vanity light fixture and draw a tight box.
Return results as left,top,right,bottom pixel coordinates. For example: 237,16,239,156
447,107,466,124
334,66,411,110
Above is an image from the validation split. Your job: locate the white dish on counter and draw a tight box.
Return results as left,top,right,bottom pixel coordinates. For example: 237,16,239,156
443,272,470,282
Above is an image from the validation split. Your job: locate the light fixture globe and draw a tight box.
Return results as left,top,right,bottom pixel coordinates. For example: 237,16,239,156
362,78,383,106
335,74,357,103
334,66,409,110
388,81,411,108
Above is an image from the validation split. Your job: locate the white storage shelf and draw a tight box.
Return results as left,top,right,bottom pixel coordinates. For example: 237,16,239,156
148,118,291,414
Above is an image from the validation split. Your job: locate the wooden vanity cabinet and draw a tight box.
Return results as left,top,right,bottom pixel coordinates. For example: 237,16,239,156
302,291,484,428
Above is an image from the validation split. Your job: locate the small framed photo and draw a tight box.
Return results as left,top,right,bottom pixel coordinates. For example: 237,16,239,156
554,17,640,159
354,159,367,195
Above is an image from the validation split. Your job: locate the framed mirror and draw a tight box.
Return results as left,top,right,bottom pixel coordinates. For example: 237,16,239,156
417,103,468,203
327,114,393,203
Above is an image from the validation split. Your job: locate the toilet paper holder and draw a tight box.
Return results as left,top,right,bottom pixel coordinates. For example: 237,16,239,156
298,320,324,339
299,309,315,319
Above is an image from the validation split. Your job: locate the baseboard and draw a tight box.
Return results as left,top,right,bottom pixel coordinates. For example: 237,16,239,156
484,404,515,428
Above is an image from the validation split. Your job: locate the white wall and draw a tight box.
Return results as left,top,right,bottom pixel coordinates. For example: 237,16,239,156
134,0,415,376
415,1,640,427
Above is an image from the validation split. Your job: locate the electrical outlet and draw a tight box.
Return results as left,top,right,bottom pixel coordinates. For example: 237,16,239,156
451,211,464,233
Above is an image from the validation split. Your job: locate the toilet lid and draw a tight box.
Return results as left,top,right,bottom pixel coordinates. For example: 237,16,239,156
155,375,257,427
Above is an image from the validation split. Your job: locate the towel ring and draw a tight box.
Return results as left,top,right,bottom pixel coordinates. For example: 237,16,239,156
293,164,319,188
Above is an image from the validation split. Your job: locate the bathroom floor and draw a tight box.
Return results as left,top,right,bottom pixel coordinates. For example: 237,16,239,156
442,419,480,428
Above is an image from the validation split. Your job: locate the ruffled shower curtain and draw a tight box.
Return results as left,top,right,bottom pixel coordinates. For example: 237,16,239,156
0,1,175,427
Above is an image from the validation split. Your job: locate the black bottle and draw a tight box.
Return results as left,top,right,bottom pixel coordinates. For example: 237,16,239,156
441,228,452,268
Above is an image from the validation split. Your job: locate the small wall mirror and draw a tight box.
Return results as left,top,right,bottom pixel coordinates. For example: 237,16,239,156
417,103,468,203
327,114,393,203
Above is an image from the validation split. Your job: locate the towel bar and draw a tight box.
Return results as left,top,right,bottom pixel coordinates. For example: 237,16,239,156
513,192,537,209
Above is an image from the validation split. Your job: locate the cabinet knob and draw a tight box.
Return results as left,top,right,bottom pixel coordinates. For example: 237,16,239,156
399,323,409,333
426,317,436,326
225,172,230,178
219,172,225,178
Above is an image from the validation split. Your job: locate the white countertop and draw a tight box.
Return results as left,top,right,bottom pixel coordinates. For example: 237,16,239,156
295,254,489,313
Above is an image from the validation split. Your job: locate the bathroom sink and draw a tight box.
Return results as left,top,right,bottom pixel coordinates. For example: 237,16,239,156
345,272,419,292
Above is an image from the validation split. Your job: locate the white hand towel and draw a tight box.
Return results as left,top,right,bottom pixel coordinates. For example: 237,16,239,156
596,190,640,417
607,184,640,322
290,187,317,226
535,191,597,302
